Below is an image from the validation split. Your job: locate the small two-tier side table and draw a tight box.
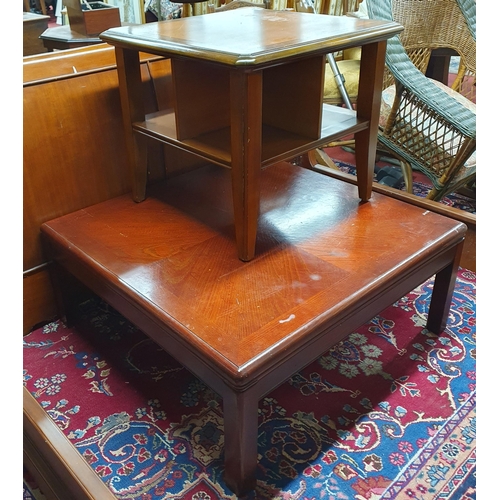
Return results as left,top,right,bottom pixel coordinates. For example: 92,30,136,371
100,9,402,261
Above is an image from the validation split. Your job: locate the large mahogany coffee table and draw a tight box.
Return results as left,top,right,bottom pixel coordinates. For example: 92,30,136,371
41,162,466,496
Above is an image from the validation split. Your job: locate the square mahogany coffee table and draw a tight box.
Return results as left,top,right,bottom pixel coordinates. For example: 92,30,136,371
41,162,465,496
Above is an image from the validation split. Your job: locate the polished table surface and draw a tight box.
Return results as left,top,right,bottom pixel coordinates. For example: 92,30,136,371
42,161,466,495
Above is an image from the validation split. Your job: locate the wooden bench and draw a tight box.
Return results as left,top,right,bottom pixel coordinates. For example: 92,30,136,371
23,44,474,499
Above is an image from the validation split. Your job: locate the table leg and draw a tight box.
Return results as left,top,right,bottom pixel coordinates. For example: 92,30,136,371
354,40,387,201
426,240,464,333
114,47,148,203
223,389,259,496
229,70,263,262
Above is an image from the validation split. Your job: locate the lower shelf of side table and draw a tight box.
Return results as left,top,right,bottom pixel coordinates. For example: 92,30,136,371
134,104,368,168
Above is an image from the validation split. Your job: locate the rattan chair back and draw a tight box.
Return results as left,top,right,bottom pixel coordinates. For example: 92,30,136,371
389,0,476,101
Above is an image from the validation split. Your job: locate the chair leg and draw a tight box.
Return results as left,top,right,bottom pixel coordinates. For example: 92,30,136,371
308,149,341,170
399,159,413,194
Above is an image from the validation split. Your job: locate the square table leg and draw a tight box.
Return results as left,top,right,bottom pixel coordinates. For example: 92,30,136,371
115,47,148,203
223,389,259,497
427,240,464,333
354,40,387,202
229,69,263,262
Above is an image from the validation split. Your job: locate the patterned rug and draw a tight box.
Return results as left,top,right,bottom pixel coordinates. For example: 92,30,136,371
23,477,44,500
23,268,476,499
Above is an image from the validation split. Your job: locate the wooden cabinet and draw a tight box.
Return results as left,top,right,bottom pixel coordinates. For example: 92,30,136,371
101,8,403,261
23,12,50,56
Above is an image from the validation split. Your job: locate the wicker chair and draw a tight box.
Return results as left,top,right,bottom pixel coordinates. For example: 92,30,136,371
366,0,476,200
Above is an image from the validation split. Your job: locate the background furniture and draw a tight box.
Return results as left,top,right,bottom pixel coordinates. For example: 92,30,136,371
320,0,363,107
366,0,476,200
23,11,50,55
64,0,121,35
24,0,49,14
144,0,183,20
40,24,104,50
101,8,402,261
391,0,476,101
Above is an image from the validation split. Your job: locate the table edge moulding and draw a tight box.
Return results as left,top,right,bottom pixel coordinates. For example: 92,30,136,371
40,161,466,497
99,8,403,261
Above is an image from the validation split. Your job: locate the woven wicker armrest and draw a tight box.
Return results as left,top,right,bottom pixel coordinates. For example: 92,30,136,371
385,38,476,139
367,0,475,136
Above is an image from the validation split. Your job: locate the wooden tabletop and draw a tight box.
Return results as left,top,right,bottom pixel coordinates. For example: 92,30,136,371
40,25,103,44
42,162,466,386
99,8,403,66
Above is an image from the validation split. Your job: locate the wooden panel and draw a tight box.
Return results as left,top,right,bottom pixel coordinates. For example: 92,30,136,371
23,69,130,271
263,55,325,138
23,45,163,85
23,270,58,335
172,58,230,140
147,58,210,176
24,388,116,500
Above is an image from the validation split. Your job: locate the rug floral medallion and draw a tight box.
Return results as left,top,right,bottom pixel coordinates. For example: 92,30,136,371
23,268,476,499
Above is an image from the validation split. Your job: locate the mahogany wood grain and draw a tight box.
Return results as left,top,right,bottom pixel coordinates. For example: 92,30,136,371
23,46,202,333
309,163,476,271
41,161,465,495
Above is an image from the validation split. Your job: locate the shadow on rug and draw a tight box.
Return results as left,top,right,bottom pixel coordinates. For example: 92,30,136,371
23,269,476,499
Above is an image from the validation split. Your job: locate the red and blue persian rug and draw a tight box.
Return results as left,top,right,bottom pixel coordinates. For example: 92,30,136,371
23,268,476,499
